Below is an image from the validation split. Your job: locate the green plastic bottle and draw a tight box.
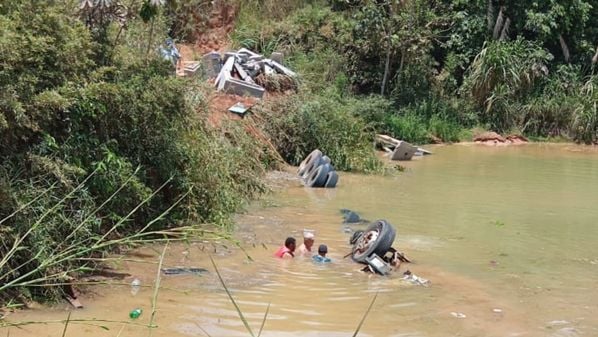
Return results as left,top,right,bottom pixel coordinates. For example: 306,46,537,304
129,308,142,319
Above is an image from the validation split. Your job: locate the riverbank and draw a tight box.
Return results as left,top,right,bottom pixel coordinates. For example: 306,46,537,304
2,0,598,315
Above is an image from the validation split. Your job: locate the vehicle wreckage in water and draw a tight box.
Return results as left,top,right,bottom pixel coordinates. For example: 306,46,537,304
344,213,429,285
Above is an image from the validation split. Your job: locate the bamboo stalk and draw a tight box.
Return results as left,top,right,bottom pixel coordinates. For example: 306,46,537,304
351,292,379,337
148,244,167,337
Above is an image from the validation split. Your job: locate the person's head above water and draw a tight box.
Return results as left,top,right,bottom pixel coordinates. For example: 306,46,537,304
303,230,315,249
318,244,328,257
285,237,296,251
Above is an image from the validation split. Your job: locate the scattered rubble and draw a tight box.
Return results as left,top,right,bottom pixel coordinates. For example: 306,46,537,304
376,134,432,161
402,270,430,286
473,131,529,145
204,48,298,98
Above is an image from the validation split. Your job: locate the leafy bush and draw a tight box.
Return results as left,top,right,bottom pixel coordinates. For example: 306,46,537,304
385,113,429,144
0,0,274,305
258,94,382,173
428,115,461,143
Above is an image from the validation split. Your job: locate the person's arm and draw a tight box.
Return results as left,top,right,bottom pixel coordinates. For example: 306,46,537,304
282,252,293,259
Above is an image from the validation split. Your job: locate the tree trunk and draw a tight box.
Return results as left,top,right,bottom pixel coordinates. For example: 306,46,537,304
146,17,155,61
499,17,510,41
559,34,570,63
381,38,392,96
397,49,405,81
493,7,504,40
487,0,495,31
592,45,598,65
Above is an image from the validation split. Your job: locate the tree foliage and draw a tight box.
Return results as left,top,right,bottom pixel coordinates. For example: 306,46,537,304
0,0,274,304
237,0,598,140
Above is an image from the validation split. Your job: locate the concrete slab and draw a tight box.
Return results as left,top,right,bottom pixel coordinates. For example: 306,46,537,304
222,77,265,98
234,63,255,84
264,64,275,75
237,48,260,57
390,141,417,161
269,59,296,77
183,62,201,76
202,51,221,77
216,56,235,91
228,102,250,116
271,52,284,64
223,52,238,62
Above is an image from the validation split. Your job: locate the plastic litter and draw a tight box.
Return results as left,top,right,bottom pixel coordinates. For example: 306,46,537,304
450,312,466,319
129,308,142,319
402,270,430,286
130,278,141,296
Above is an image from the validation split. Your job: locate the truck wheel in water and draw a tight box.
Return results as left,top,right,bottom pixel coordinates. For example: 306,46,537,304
298,149,322,177
324,170,338,188
306,163,331,187
301,152,324,179
351,220,396,263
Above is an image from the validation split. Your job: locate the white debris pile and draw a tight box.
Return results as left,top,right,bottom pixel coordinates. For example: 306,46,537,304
376,134,432,161
203,48,297,98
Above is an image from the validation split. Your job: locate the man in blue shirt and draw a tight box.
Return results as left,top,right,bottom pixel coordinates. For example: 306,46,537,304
312,244,331,263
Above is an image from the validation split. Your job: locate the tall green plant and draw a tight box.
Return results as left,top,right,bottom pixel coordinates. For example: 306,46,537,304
463,39,553,131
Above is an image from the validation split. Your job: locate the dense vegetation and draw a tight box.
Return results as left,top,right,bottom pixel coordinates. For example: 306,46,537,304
232,0,598,144
0,0,274,305
1,0,597,306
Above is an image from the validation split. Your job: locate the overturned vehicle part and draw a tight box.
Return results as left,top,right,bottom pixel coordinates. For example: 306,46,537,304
351,220,396,263
348,220,415,278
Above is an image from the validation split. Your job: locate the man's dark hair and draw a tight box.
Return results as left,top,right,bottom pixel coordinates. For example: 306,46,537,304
285,237,296,247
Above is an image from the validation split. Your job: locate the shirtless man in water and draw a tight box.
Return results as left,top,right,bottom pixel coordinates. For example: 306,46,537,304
296,231,315,256
274,237,296,259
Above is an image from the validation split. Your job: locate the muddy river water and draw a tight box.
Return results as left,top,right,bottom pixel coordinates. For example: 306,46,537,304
5,144,598,337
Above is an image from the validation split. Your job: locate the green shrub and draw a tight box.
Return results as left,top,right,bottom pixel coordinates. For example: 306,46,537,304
385,114,429,144
428,115,460,142
258,95,382,173
0,1,274,305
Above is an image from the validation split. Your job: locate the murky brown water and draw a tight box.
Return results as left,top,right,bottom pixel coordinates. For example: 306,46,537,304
4,144,598,337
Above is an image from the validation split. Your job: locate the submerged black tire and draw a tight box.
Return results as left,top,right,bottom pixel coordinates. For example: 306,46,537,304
324,170,338,188
302,153,325,179
306,163,331,187
351,220,396,263
298,149,322,177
